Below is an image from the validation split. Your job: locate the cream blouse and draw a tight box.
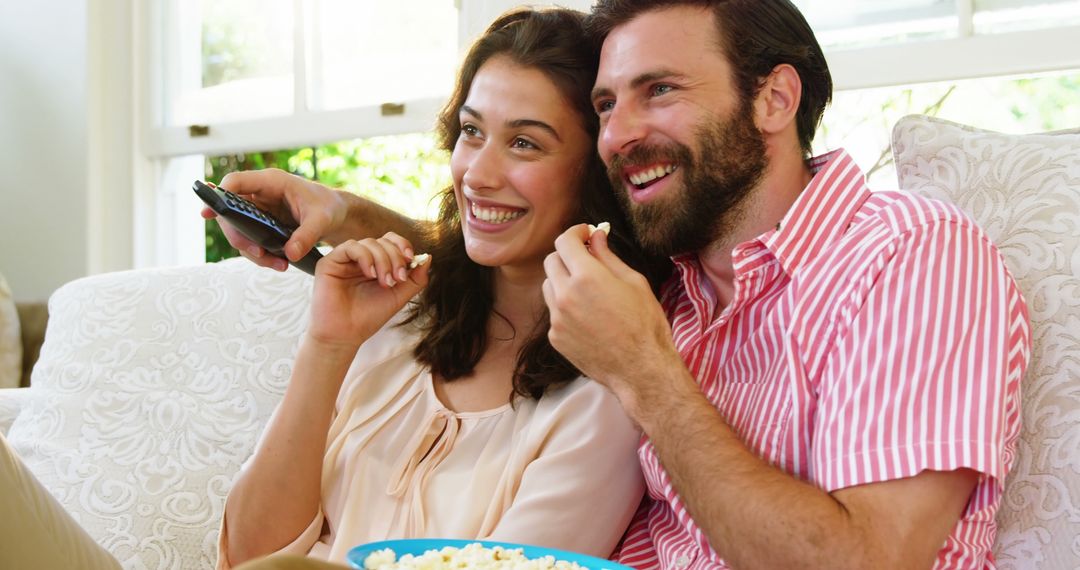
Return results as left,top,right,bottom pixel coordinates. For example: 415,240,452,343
218,316,645,568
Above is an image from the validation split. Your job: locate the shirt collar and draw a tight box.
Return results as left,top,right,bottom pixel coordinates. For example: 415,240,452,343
665,149,872,305
760,149,872,276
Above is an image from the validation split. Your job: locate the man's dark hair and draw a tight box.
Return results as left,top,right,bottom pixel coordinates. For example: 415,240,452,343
407,7,672,401
587,0,833,156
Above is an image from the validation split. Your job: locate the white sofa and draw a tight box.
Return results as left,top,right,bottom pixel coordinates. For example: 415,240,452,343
0,115,1077,569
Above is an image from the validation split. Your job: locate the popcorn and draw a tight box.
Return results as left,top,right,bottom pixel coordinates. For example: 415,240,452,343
363,542,587,570
408,253,431,269
586,222,611,236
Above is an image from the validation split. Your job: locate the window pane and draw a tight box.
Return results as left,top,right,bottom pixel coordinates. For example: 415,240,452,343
793,0,957,50
974,0,1080,33
312,0,458,111
814,70,1080,189
164,0,294,126
203,133,450,262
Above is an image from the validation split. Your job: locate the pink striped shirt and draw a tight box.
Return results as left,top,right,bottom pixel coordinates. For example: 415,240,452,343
616,150,1030,569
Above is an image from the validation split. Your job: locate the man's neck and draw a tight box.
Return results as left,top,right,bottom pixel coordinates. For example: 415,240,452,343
697,150,814,312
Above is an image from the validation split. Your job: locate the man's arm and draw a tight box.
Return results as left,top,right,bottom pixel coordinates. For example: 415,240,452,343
544,225,1018,569
206,169,433,270
632,357,977,569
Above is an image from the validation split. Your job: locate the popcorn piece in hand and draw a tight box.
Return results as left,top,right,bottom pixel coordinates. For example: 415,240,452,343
586,222,611,236
408,253,431,269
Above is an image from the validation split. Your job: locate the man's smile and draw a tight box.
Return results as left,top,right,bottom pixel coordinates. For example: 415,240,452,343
626,163,678,189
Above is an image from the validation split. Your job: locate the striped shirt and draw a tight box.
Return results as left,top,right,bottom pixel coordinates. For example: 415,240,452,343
615,149,1031,570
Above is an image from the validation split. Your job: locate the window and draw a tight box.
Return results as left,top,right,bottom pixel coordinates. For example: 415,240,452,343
791,0,1080,187
815,70,1080,188
141,0,462,267
129,0,1080,268
203,134,451,263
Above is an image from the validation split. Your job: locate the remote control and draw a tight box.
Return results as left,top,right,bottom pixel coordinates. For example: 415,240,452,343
193,180,323,275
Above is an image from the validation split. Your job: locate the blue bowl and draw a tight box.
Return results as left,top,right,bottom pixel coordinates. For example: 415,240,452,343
346,538,634,569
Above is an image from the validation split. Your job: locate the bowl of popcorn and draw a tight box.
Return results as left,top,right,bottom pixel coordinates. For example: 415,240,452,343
347,539,633,570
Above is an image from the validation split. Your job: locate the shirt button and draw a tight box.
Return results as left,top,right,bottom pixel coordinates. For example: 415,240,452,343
675,555,691,567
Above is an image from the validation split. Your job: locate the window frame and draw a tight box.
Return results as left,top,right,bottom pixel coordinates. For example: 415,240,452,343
122,0,1080,268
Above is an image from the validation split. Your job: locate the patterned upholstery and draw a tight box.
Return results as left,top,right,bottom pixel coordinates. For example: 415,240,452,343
3,258,311,569
0,272,21,389
892,115,1080,569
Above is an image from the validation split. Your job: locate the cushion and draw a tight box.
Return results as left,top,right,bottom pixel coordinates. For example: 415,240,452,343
892,115,1080,570
5,258,312,569
0,272,21,389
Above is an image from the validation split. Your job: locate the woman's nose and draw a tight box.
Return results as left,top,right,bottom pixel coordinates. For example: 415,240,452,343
461,143,503,191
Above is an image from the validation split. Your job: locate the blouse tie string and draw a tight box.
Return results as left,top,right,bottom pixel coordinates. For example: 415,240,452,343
385,408,461,535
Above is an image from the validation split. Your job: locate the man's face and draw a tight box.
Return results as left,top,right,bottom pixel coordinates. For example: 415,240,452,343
591,6,768,256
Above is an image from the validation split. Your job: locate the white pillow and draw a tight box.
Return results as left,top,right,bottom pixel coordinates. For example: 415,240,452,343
6,259,312,569
0,272,21,389
892,115,1080,570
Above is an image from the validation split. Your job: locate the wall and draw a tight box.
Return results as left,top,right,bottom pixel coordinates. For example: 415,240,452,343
0,0,89,303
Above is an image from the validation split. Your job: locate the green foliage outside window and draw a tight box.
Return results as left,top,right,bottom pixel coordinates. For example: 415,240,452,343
203,72,1078,262
204,133,450,263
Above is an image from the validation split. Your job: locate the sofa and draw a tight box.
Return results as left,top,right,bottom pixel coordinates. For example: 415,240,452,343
0,274,49,390
0,115,1077,569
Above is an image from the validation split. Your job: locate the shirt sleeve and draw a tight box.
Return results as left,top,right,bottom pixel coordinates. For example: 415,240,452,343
811,218,1029,493
484,380,646,559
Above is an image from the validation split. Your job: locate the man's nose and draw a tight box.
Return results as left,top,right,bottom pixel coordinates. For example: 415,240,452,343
599,101,647,163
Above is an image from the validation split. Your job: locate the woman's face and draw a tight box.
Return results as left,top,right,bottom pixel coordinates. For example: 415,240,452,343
451,55,592,272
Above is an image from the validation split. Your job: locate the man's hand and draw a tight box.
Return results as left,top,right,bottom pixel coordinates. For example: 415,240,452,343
200,169,350,271
542,224,683,412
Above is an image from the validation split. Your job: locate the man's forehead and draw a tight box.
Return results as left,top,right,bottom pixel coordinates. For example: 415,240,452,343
595,6,723,84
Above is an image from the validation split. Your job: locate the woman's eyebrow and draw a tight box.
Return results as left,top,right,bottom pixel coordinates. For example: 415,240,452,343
507,119,561,142
461,105,561,142
461,104,482,119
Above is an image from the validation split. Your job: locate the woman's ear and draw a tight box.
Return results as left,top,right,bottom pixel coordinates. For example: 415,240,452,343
753,64,802,137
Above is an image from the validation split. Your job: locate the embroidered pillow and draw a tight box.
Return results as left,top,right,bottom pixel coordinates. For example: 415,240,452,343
5,259,311,569
892,114,1080,570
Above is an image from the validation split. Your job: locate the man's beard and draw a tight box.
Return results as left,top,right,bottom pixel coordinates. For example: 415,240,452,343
607,104,768,257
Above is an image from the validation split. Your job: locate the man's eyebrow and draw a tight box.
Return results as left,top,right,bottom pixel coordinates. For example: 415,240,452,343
591,68,688,101
461,105,561,142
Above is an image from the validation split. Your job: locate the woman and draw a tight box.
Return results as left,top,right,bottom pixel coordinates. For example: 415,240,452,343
218,7,670,569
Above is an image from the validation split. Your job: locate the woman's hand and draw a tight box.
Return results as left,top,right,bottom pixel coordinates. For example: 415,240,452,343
307,232,431,348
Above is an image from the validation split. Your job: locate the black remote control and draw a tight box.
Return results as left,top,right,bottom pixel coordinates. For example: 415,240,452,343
193,180,323,275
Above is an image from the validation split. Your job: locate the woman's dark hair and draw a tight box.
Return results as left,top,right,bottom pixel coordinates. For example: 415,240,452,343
404,7,672,400
587,0,833,157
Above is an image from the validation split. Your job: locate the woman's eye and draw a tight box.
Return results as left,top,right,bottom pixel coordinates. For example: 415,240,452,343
511,137,538,150
461,123,480,137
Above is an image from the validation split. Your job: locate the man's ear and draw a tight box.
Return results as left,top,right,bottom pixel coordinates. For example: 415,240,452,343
754,64,802,136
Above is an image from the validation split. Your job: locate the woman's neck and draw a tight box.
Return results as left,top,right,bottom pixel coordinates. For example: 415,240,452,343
489,263,547,340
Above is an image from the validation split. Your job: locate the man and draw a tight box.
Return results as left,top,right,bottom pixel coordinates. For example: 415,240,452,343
213,2,1029,568
540,2,1029,569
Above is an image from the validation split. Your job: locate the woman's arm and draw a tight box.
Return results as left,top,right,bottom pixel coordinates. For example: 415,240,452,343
221,236,431,567
222,338,357,567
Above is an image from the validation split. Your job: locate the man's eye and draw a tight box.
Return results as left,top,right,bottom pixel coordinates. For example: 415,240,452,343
595,100,615,115
651,84,673,96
